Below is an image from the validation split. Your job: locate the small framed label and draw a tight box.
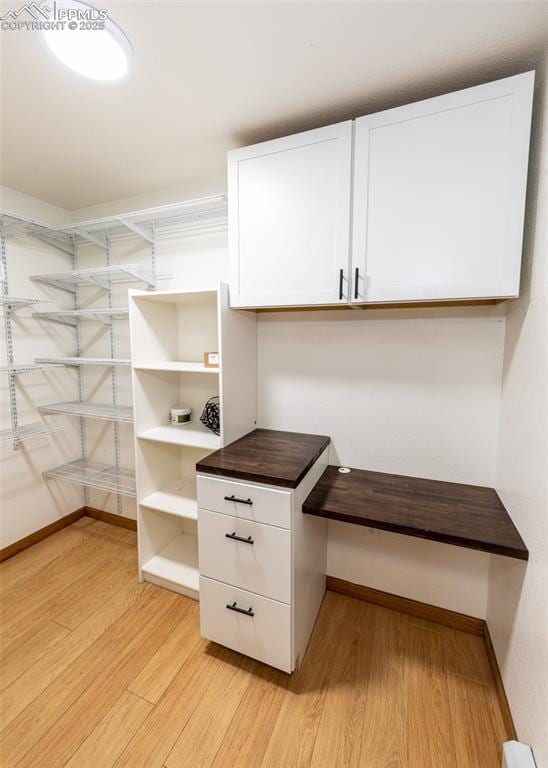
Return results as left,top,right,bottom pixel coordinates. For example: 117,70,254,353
204,352,219,368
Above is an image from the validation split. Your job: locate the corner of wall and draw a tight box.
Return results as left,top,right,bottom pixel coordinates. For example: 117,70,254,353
487,54,548,763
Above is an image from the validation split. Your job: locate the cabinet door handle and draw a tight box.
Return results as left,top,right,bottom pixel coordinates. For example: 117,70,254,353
339,268,344,300
354,267,359,300
226,601,254,617
224,495,253,505
225,531,254,544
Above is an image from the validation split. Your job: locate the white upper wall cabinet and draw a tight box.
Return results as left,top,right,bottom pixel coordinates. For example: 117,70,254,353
351,72,534,304
228,72,534,309
228,121,353,308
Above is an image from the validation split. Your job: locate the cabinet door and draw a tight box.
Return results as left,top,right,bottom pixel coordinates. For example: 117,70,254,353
351,72,534,304
229,121,352,308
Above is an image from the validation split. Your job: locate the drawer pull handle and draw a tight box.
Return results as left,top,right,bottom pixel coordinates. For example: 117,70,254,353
225,532,254,544
224,495,253,505
226,601,254,617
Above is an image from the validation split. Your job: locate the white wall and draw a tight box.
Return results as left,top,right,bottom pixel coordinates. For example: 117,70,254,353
257,306,505,616
487,61,548,763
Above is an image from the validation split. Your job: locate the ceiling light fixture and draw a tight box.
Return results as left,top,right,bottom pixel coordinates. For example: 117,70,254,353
42,0,132,81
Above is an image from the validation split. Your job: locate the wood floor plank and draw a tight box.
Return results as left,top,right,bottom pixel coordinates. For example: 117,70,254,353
53,550,136,630
64,690,153,768
3,587,181,767
259,592,353,768
127,598,199,703
164,647,254,768
115,638,220,768
310,599,375,768
406,620,457,768
1,521,130,613
0,518,95,594
0,526,132,640
441,627,493,685
358,607,408,768
211,664,289,768
0,530,135,660
447,673,507,768
0,569,143,729
0,620,70,692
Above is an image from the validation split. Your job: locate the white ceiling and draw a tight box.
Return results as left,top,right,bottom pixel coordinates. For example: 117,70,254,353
1,1,547,210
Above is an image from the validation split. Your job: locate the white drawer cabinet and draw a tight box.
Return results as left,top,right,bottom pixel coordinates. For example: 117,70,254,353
197,444,329,673
229,72,534,309
198,507,292,603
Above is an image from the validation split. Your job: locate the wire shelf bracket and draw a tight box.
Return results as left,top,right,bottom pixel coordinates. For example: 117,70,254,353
69,228,107,250
116,218,154,243
0,363,65,374
30,231,75,258
0,296,46,312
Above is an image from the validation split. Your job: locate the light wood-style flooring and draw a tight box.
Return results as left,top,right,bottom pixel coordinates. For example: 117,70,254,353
0,518,510,767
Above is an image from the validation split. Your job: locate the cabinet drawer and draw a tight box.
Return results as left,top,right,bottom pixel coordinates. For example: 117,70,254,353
197,474,292,528
199,576,293,673
198,508,291,604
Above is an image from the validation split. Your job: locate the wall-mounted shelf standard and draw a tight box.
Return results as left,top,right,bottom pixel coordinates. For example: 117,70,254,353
30,264,168,293
303,465,529,560
0,422,64,448
0,296,45,312
35,356,131,367
39,401,133,423
32,308,129,326
0,363,65,374
43,459,136,497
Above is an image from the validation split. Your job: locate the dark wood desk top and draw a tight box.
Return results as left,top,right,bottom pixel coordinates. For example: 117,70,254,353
303,466,528,560
196,428,330,488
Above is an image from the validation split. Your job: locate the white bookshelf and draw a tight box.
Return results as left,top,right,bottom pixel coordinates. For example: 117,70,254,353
129,284,257,600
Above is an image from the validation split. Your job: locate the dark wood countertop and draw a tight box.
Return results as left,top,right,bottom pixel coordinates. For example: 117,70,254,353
196,428,330,488
303,465,528,560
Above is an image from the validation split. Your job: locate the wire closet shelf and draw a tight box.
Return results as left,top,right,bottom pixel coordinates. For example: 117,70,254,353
43,459,136,497
40,401,133,423
0,422,64,448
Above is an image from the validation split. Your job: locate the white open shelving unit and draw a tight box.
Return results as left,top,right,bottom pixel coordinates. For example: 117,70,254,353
130,284,257,600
